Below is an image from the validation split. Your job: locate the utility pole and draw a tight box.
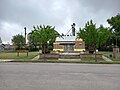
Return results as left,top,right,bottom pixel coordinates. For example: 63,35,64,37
24,27,27,44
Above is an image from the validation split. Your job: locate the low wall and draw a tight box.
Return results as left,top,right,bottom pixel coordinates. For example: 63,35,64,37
39,53,102,59
80,54,102,58
59,54,80,59
40,54,59,59
113,53,120,58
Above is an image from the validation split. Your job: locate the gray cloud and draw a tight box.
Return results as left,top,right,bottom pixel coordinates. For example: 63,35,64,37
0,0,120,43
80,0,120,13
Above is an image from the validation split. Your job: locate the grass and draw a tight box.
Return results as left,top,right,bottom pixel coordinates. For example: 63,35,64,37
81,57,105,62
0,51,39,59
1,51,120,64
8,59,120,64
97,51,112,57
97,51,120,61
111,58,120,61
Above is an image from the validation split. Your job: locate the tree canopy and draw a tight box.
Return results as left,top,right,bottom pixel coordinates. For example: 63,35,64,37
28,25,59,53
107,14,120,33
97,25,112,48
12,34,25,50
27,31,40,51
107,14,120,47
77,20,111,53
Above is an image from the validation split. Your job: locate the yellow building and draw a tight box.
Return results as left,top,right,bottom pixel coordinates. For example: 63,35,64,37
53,23,85,52
53,36,85,52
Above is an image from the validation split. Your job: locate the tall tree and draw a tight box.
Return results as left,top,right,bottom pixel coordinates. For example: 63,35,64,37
77,20,111,53
27,31,40,51
78,20,98,53
12,34,25,50
107,14,120,47
107,14,120,33
29,25,59,58
97,25,112,49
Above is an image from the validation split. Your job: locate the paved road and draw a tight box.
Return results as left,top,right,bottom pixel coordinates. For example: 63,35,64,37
0,63,120,90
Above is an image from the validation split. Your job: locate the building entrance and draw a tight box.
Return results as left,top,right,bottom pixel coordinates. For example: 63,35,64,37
64,45,74,52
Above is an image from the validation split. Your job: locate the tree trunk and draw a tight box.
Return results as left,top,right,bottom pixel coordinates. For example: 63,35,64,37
88,45,95,54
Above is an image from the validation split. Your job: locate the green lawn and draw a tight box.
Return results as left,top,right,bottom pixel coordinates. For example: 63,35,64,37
0,51,39,59
81,57,105,62
36,57,105,63
1,51,120,64
111,58,120,61
97,51,120,61
9,59,120,64
97,51,112,57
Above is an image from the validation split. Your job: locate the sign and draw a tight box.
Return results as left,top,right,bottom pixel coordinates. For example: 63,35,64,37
16,50,29,56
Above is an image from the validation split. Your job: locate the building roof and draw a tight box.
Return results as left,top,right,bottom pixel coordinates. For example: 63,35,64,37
56,36,76,42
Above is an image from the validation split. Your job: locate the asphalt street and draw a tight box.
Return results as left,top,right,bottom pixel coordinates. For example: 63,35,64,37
0,63,120,90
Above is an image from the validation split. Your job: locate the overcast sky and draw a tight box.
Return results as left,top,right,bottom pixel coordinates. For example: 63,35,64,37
0,0,120,44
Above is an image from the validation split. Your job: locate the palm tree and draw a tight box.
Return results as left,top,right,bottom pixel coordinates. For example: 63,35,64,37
77,20,111,62
30,25,59,59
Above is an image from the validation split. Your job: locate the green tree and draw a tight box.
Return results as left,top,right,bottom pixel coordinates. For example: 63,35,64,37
77,20,111,53
107,14,120,47
29,25,59,58
78,20,98,53
12,34,25,50
97,25,112,49
27,31,40,51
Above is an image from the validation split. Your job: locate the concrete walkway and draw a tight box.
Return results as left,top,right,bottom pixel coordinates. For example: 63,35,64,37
0,59,13,62
102,55,113,62
32,55,39,60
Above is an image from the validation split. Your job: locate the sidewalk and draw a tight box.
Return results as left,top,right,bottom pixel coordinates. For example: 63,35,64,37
32,55,39,60
0,59,13,62
102,55,113,62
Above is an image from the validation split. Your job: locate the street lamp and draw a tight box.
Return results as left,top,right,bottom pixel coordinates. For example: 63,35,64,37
71,23,76,36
